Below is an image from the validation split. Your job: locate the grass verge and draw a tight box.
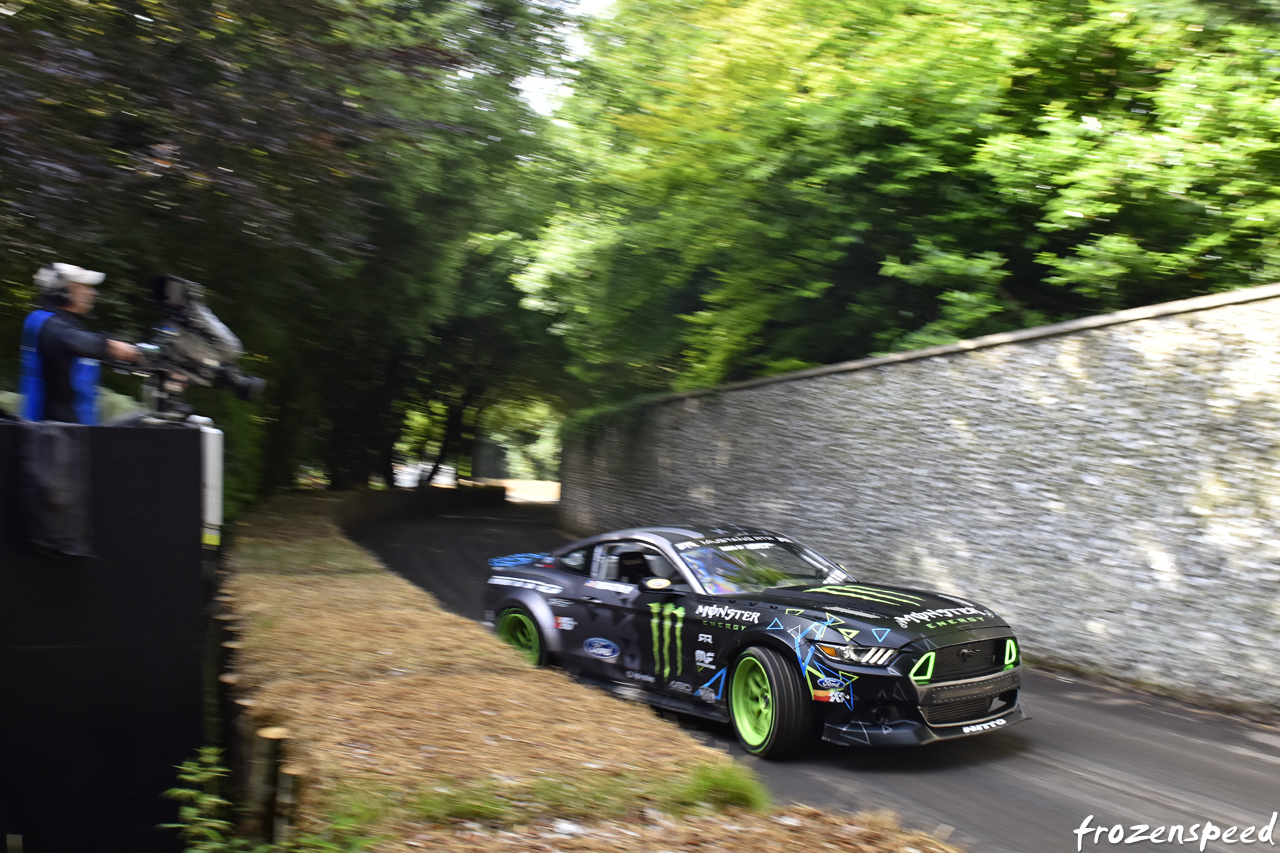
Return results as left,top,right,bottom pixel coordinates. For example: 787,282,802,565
223,493,962,852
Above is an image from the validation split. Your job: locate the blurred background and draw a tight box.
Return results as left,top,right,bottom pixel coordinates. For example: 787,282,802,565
3,0,1279,512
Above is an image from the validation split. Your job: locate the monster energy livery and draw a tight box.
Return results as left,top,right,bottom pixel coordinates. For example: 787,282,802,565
483,524,1026,759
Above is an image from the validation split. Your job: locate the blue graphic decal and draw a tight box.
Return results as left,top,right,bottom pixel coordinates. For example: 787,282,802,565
872,627,891,643
584,637,620,660
488,552,548,567
766,617,785,630
699,668,728,699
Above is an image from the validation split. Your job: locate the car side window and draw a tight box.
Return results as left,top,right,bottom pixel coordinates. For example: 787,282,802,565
597,542,689,587
557,547,592,576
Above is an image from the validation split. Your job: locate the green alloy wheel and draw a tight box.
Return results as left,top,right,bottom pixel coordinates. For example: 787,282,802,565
729,646,812,759
496,607,545,666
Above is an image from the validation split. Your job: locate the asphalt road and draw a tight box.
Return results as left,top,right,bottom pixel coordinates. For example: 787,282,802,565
353,504,1280,853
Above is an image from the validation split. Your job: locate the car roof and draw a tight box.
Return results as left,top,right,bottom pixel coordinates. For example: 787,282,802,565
555,523,785,554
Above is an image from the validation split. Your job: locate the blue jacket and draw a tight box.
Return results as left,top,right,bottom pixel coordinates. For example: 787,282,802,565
19,307,104,424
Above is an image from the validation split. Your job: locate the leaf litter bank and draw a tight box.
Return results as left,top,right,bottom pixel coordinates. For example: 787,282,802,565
224,493,961,852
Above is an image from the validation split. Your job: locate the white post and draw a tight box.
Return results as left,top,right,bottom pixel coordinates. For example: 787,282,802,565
194,418,224,549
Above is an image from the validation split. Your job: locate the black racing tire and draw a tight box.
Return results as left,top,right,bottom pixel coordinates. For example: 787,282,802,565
729,645,813,759
495,605,546,667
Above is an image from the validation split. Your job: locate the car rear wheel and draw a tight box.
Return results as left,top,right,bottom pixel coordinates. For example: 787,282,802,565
729,646,812,759
496,606,545,666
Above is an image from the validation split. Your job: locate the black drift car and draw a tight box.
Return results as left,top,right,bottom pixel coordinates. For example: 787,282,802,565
484,524,1025,759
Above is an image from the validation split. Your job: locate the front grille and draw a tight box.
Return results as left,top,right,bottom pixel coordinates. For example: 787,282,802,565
924,697,993,725
931,639,1002,681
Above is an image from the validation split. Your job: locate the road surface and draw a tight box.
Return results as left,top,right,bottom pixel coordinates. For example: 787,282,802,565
354,504,1280,853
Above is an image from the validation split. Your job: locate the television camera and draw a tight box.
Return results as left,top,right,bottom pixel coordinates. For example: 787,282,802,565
124,276,265,422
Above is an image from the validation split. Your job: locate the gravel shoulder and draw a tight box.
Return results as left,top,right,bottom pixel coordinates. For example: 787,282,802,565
223,492,961,852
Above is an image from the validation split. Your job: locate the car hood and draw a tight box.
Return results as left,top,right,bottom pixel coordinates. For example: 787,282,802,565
744,582,1008,645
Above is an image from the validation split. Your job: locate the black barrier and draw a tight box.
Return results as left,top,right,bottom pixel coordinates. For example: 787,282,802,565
0,424,207,853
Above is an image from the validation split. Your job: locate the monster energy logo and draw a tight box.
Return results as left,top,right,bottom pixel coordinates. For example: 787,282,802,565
649,602,685,679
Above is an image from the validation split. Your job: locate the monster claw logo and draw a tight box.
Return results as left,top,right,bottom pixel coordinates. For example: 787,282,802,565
649,602,685,679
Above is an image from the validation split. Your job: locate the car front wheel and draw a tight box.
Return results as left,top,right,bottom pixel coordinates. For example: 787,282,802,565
495,606,546,666
729,646,812,759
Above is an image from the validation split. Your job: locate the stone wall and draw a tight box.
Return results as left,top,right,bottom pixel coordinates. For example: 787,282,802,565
561,284,1280,713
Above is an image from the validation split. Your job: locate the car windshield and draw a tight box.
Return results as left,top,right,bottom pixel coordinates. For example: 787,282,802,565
675,536,850,594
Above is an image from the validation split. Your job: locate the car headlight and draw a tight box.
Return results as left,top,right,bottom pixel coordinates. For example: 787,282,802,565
814,642,896,666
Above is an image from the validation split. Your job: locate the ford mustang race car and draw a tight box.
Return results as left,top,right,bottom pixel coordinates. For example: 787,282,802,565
484,524,1025,758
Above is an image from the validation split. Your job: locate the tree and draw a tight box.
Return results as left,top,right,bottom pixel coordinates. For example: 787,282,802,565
522,0,1280,398
0,0,571,496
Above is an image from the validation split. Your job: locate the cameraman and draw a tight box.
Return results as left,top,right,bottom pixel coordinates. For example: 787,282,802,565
19,263,141,424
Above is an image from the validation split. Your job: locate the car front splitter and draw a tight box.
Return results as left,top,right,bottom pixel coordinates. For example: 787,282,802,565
821,704,1028,748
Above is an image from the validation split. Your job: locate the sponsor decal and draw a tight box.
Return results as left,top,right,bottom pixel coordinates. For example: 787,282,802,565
925,616,990,629
694,604,761,624
699,668,728,701
813,690,847,704
697,686,717,703
895,606,996,629
584,637,620,660
675,534,793,551
625,670,656,684
695,649,716,670
669,681,692,694
649,602,686,679
697,633,714,644
554,616,577,631
488,553,549,567
546,598,571,608
488,576,564,595
961,718,1006,734
816,677,845,690
586,579,636,594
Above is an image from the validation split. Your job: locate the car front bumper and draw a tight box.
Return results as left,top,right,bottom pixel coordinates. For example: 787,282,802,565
820,667,1027,747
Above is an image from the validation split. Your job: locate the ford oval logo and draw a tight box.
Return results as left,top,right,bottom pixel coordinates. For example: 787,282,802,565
584,637,620,660
816,677,843,690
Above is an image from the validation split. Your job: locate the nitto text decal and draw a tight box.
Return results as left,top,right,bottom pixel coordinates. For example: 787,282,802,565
961,718,1006,734
694,604,761,624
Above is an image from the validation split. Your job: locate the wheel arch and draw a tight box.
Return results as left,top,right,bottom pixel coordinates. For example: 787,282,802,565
725,628,807,675
492,591,563,656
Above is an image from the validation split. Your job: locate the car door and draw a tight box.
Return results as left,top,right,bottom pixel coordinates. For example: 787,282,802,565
586,540,700,695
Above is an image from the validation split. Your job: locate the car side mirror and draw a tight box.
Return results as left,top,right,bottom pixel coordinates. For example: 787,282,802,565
640,576,681,593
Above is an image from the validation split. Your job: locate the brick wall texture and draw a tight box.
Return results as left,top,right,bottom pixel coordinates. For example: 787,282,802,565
561,287,1280,712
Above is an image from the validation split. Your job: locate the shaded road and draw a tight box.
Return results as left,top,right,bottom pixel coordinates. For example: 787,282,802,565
354,505,1280,853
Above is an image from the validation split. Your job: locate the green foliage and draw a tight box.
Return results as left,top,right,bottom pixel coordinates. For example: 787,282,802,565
164,748,376,852
411,779,512,824
662,762,771,812
525,0,1280,401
